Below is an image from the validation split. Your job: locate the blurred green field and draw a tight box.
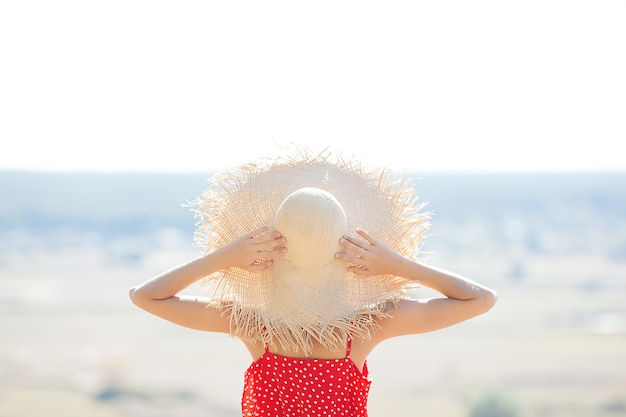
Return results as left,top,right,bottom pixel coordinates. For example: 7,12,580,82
1,248,625,417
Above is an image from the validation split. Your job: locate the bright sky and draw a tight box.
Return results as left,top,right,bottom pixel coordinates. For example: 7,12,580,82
0,0,624,173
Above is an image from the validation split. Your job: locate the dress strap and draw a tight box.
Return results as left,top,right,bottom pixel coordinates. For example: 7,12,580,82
345,336,352,358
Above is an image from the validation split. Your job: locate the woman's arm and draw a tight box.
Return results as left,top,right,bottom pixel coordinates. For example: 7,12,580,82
129,225,286,332
336,229,497,340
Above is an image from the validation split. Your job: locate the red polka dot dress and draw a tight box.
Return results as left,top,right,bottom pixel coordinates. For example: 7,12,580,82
242,338,372,417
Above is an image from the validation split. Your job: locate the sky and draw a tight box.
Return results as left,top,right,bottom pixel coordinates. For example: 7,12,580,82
0,0,625,174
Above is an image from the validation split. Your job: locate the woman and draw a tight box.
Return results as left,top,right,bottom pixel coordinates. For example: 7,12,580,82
129,148,497,417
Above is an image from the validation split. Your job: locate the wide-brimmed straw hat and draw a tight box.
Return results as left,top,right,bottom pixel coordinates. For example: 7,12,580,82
190,146,430,354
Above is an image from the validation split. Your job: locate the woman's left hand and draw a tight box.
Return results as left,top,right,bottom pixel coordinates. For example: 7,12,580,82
215,225,287,272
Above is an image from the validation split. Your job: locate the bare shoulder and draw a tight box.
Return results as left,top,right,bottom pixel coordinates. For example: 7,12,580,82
130,292,232,333
370,295,494,343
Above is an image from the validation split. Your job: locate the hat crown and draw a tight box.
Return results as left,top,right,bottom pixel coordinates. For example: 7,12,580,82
274,187,347,269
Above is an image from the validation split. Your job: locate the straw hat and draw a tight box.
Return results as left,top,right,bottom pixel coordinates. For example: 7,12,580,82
190,146,430,354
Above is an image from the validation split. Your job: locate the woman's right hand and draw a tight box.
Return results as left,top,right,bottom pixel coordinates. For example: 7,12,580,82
336,228,405,277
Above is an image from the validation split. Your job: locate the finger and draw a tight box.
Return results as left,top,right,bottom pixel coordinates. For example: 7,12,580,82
267,245,287,257
253,228,282,244
335,251,362,264
341,234,363,247
247,260,273,272
347,265,370,276
356,228,377,245
257,237,286,253
340,235,367,252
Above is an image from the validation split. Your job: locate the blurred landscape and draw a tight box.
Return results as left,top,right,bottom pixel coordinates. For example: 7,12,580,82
1,171,625,417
